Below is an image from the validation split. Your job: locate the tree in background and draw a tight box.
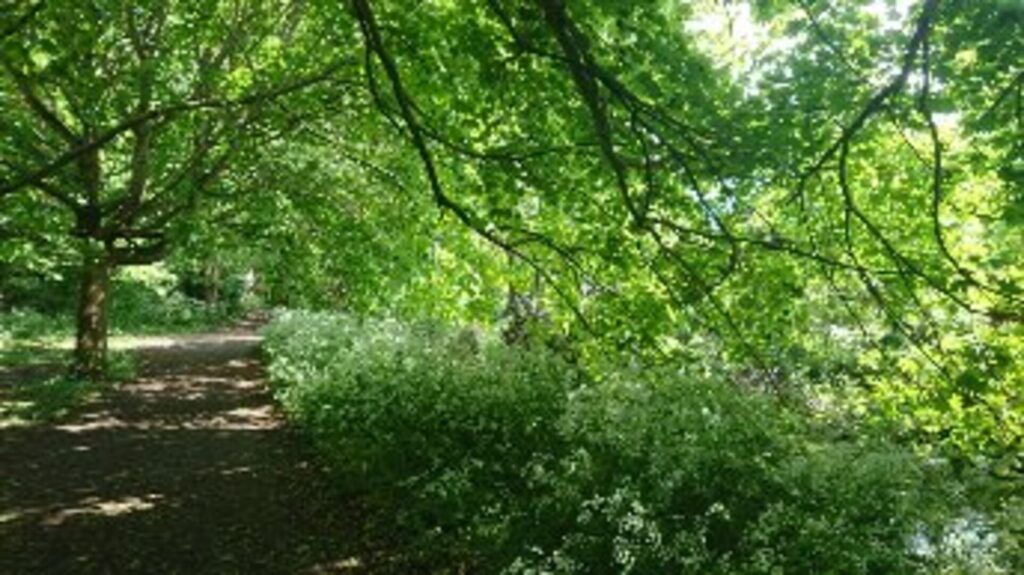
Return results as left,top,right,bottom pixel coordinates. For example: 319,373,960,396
0,0,341,376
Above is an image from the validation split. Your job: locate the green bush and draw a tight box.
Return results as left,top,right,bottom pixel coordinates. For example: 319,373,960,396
0,307,69,342
265,311,577,566
105,349,140,382
109,267,234,333
263,312,1006,574
0,308,70,369
1,266,238,348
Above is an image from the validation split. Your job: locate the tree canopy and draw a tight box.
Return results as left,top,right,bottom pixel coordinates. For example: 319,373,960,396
2,0,1021,474
2,0,1022,570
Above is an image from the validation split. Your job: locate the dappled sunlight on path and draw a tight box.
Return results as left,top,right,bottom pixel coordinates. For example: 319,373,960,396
0,328,370,574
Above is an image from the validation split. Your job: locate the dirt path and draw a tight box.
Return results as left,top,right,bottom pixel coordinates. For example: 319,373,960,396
0,326,369,574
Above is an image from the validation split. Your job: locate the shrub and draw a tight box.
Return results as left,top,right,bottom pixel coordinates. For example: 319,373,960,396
0,307,69,342
265,311,578,566
512,374,965,575
109,269,233,333
0,308,71,369
1,264,240,346
105,350,140,381
263,312,1004,574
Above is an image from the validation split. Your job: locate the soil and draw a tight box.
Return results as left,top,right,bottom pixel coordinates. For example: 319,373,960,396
0,324,376,574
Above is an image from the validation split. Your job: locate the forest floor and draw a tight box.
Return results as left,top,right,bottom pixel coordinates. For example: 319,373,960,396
0,323,378,574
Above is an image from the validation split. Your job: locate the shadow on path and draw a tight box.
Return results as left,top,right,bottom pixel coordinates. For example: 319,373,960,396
0,326,370,574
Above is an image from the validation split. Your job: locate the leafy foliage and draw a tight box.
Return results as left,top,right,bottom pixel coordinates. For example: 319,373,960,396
1,0,1021,569
1,264,241,341
264,312,1010,573
0,348,137,427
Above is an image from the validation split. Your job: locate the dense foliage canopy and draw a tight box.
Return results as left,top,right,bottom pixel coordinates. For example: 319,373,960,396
2,0,1021,571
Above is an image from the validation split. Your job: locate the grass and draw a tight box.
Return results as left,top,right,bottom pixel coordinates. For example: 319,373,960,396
0,294,240,427
0,339,69,370
0,302,239,372
0,348,139,428
0,375,100,427
0,270,248,427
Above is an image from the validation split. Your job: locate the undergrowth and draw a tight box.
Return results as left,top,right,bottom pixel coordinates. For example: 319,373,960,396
0,349,138,427
263,311,1012,574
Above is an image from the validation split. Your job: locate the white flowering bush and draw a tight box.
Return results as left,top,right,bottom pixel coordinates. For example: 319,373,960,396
263,312,995,574
264,311,578,565
510,373,967,575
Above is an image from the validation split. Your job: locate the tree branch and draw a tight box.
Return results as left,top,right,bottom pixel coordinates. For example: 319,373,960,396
0,60,353,199
2,59,80,143
351,0,593,332
0,1,44,41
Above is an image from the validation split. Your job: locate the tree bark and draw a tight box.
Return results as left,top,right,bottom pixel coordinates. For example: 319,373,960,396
74,247,111,379
207,262,220,305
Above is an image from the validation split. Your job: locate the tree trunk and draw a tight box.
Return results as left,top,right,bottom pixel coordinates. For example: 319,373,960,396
207,262,220,304
74,248,111,380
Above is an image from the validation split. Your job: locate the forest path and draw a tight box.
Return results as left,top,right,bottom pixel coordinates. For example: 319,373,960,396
0,323,369,574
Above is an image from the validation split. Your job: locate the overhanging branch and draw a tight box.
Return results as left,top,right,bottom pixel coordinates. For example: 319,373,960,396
0,60,353,199
351,0,593,332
